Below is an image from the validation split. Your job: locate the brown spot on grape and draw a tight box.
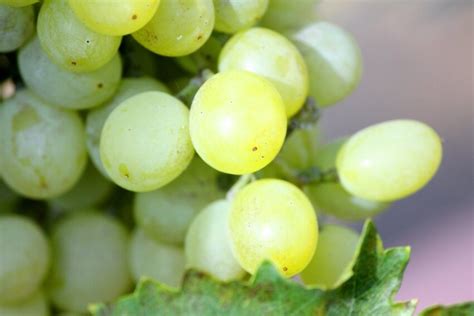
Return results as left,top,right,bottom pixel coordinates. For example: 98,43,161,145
197,34,203,40
71,61,77,66
97,83,103,89
282,266,288,272
132,14,137,20
252,146,258,152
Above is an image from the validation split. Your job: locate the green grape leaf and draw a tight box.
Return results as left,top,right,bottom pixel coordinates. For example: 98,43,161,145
91,220,416,316
419,303,474,316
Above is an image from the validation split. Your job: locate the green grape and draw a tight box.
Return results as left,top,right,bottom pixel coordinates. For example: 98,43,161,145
132,0,214,57
129,229,185,288
229,179,318,277
100,91,194,192
19,37,122,110
86,77,169,177
213,0,268,34
49,162,114,212
0,180,19,213
37,0,122,72
185,199,245,281
0,4,34,52
219,27,308,117
305,139,389,220
134,157,223,245
337,120,443,202
0,0,38,7
301,225,359,289
47,212,131,313
190,70,286,174
291,21,362,107
0,215,50,304
259,0,318,33
0,90,87,199
0,290,49,316
68,0,160,36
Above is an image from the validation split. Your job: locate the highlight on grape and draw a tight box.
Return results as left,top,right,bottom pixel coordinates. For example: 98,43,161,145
0,0,448,314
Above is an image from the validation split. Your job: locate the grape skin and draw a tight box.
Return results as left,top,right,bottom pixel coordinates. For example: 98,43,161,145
189,70,287,175
0,4,34,53
213,0,268,34
0,0,38,7
0,290,49,316
259,0,318,33
229,179,318,277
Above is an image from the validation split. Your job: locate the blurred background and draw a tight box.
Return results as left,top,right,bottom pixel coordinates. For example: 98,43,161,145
316,0,473,310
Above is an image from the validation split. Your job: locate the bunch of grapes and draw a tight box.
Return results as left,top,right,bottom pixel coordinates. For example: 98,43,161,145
0,0,442,315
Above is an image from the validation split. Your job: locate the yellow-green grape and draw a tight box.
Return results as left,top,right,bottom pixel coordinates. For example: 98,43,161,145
0,215,50,305
47,212,131,313
301,225,359,289
337,120,443,202
37,0,121,72
0,4,34,52
0,290,49,316
229,179,318,277
86,77,169,177
68,0,160,36
129,229,185,288
0,0,38,7
100,91,194,192
292,22,362,107
259,0,318,33
185,199,245,281
190,70,286,174
49,162,114,212
134,157,223,245
219,27,308,117
0,90,87,199
213,0,268,34
305,139,389,220
132,0,214,57
19,37,122,110
0,180,19,213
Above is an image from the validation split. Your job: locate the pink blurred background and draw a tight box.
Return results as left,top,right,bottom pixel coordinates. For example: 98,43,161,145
316,0,473,310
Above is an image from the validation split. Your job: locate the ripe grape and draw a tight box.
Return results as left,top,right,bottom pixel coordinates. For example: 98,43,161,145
0,215,50,304
134,157,223,245
292,22,362,107
100,91,194,192
337,120,443,202
0,4,34,53
129,229,185,288
259,0,318,32
47,212,131,313
132,0,214,57
185,199,245,281
189,70,286,174
219,27,308,117
0,290,49,316
301,225,359,289
0,90,87,199
37,0,122,72
19,37,122,110
68,0,161,36
0,0,38,7
86,77,169,177
229,179,318,277
213,0,268,34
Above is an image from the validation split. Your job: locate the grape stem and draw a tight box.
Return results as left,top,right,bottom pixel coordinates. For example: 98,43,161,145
287,97,321,139
176,69,215,105
295,167,339,186
226,174,256,200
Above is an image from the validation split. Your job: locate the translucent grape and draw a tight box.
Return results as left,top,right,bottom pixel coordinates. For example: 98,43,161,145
305,139,390,220
100,91,194,192
336,120,443,202
213,0,268,34
37,0,122,72
0,90,87,199
0,4,34,52
0,215,50,304
49,162,114,212
0,0,38,7
301,225,359,289
47,212,131,313
0,290,49,316
129,229,185,288
229,179,318,277
132,0,214,57
86,77,169,177
259,0,318,33
0,180,19,213
68,0,160,36
292,22,362,107
19,37,122,110
185,199,245,281
134,157,223,245
219,27,308,117
189,70,286,174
